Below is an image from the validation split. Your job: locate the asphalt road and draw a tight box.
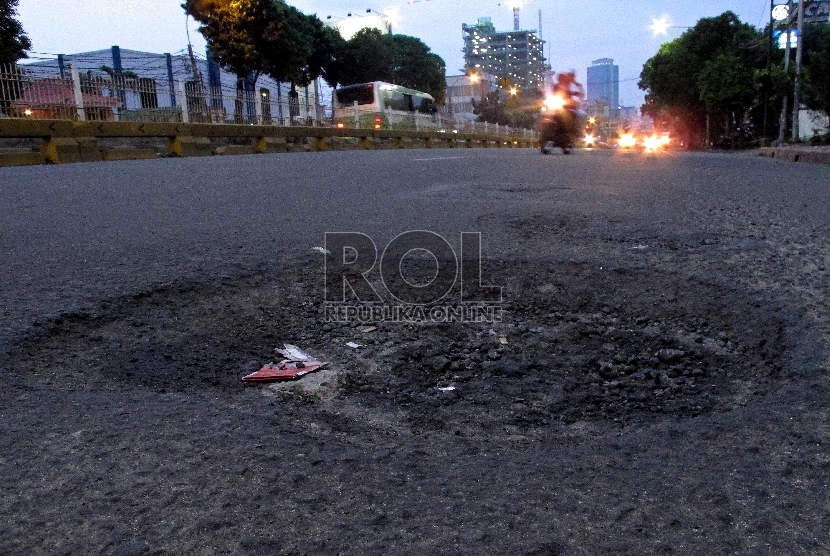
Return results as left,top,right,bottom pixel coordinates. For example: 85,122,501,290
2,147,830,554
2,147,827,347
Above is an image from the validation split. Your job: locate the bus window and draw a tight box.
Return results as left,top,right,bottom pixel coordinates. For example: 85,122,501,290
414,97,437,114
336,84,375,107
383,91,414,112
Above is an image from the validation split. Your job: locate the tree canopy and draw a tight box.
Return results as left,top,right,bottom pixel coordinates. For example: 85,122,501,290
334,29,446,104
183,2,446,104
639,11,767,146
802,23,830,117
183,0,293,83
0,0,31,65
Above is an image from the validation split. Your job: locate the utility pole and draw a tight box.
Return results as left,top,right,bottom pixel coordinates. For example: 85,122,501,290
764,0,774,138
792,0,805,141
778,0,793,143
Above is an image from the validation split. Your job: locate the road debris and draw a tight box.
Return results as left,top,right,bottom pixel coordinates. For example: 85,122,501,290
242,360,327,382
346,342,364,349
499,337,509,345
312,247,331,255
437,386,457,392
276,343,314,361
362,326,378,333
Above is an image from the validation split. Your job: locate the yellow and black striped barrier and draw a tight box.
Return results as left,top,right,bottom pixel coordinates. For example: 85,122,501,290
0,119,539,167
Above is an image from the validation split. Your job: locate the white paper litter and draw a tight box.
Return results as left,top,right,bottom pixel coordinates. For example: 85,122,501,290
437,386,456,392
275,343,314,361
346,342,363,349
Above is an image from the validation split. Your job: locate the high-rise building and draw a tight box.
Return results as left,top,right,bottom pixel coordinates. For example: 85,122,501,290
587,58,619,111
462,17,546,91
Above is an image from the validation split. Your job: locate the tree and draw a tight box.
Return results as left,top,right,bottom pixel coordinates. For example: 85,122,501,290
184,0,276,83
334,29,447,104
335,28,395,86
639,11,767,147
388,34,446,104
698,53,756,129
184,0,336,122
302,17,345,89
472,91,508,125
802,23,830,117
0,0,31,65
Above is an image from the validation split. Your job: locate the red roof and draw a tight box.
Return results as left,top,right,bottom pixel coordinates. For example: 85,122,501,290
11,79,122,109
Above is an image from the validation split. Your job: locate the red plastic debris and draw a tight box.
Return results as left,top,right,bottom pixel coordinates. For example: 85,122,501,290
241,360,327,383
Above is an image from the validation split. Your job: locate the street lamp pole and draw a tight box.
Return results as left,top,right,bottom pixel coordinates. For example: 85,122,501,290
792,0,805,141
778,0,793,143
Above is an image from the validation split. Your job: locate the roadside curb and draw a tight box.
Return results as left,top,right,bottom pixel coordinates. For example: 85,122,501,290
759,146,830,165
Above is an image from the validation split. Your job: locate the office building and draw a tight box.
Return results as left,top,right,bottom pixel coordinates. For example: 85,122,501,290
587,58,619,112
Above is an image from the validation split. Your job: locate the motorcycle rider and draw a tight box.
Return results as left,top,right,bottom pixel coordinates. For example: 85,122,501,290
552,71,585,110
540,70,586,154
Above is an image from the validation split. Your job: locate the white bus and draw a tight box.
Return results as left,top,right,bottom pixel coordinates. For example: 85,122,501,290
334,81,438,130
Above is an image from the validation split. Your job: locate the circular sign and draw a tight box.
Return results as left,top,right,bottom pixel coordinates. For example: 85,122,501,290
772,4,790,21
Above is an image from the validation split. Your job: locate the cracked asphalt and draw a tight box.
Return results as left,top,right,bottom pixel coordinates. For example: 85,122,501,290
1,147,829,555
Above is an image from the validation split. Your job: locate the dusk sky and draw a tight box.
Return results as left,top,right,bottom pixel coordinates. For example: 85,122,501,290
17,0,773,107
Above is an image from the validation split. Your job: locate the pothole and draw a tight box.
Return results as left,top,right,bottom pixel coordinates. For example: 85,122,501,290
10,259,785,432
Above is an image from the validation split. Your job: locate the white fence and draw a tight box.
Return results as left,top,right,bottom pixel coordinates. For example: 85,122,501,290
0,62,535,137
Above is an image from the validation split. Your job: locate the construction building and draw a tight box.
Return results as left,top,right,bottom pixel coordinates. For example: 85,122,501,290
462,17,546,91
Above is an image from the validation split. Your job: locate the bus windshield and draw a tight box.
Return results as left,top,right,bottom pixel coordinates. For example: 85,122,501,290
336,84,375,107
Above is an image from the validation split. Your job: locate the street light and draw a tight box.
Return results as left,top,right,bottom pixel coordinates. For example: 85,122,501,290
650,16,691,36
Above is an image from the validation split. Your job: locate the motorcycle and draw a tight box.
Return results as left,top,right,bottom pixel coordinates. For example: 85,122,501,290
538,94,585,155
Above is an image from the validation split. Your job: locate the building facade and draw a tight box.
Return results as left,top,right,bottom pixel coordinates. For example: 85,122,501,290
462,17,546,91
441,72,498,121
20,46,320,124
587,58,619,114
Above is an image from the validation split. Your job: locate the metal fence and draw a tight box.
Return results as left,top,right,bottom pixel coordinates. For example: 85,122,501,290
0,62,323,126
0,62,534,138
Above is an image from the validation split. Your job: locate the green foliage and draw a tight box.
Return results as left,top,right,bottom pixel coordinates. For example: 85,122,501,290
472,91,507,124
184,0,287,82
183,1,446,104
639,11,767,146
388,34,446,104
471,90,538,127
698,53,756,116
802,23,830,116
304,19,345,88
334,29,447,104
0,0,31,65
335,29,395,85
184,0,340,89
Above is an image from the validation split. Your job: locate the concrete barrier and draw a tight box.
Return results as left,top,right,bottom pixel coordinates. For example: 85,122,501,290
759,146,830,166
101,147,158,162
0,150,45,166
0,119,537,167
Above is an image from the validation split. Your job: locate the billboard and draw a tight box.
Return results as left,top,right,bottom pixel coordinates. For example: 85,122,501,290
804,0,830,24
